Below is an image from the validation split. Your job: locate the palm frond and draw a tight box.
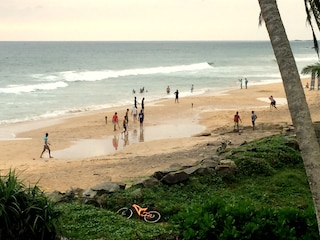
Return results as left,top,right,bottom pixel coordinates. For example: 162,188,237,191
304,0,320,57
301,62,320,78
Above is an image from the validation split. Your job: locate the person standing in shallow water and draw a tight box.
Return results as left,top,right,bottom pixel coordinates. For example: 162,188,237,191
40,132,52,158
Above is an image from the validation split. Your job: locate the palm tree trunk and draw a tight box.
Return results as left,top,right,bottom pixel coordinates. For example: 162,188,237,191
258,0,320,233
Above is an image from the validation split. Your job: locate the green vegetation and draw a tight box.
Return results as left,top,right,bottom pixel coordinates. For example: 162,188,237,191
0,170,60,240
57,134,319,239
1,134,319,239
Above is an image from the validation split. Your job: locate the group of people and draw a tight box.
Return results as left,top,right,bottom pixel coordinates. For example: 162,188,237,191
132,87,147,94
112,97,145,135
233,95,277,131
166,84,194,99
39,85,279,158
239,78,249,89
233,111,258,131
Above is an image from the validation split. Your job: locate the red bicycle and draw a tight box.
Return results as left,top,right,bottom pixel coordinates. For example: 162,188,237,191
117,203,161,223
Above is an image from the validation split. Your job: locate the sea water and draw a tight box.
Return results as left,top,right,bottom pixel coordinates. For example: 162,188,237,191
0,41,318,124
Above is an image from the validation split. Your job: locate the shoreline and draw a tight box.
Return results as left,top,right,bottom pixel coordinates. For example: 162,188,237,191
0,77,318,192
0,78,287,139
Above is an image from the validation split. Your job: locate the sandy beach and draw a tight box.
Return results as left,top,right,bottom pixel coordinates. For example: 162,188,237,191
0,78,319,193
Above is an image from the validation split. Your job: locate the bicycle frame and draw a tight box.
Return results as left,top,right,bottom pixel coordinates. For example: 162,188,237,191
117,203,161,223
132,204,152,218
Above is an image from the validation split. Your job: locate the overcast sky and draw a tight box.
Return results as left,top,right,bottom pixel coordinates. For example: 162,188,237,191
0,0,316,41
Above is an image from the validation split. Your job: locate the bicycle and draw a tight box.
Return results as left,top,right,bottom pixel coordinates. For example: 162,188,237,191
117,203,161,223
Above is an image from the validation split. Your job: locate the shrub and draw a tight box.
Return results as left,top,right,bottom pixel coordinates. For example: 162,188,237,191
173,199,319,240
235,158,274,176
0,170,60,240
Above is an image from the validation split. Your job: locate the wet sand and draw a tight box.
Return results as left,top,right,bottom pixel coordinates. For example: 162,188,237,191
0,78,319,192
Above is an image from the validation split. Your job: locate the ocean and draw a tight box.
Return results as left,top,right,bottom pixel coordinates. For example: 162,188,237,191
0,40,318,125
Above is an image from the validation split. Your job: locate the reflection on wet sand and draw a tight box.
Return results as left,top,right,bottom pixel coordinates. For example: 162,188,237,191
112,135,118,150
53,122,205,159
122,132,129,147
139,128,144,142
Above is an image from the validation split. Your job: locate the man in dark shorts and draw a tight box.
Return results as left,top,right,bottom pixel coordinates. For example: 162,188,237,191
251,111,257,130
139,109,144,128
141,97,145,111
174,89,179,103
269,95,277,109
122,116,128,135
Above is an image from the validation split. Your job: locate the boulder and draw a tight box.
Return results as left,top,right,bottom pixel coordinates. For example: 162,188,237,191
160,171,189,185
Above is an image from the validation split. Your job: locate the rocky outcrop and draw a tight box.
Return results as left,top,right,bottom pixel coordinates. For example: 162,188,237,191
47,156,237,206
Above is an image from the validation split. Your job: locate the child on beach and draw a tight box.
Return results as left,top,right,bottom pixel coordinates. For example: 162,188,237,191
40,132,53,158
234,111,242,131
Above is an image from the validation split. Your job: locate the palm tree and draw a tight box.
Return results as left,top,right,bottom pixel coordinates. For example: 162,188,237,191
258,0,320,234
301,62,320,77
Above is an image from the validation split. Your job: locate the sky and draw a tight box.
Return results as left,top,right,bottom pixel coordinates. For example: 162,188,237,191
0,0,317,41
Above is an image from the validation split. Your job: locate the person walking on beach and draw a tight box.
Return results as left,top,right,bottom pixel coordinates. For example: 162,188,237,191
131,105,137,122
134,96,139,108
125,108,129,127
40,132,53,158
122,116,128,135
139,109,144,128
112,112,119,131
239,78,243,89
166,86,170,94
174,89,179,103
245,78,248,89
251,111,257,130
269,95,277,110
141,97,145,111
234,111,242,131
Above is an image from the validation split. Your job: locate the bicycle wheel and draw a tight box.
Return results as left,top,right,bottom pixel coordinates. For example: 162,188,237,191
144,211,161,223
117,207,133,219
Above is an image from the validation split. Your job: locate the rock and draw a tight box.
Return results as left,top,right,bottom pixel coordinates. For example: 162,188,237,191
91,182,126,194
160,171,189,185
142,177,161,188
200,158,220,168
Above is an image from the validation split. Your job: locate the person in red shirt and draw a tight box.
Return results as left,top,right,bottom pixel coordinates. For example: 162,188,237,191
112,112,119,131
234,111,242,131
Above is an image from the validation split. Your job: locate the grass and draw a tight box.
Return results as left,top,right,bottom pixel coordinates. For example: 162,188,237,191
54,134,318,239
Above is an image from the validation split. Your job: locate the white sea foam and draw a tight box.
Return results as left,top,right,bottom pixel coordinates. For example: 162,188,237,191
0,81,68,94
59,62,212,82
